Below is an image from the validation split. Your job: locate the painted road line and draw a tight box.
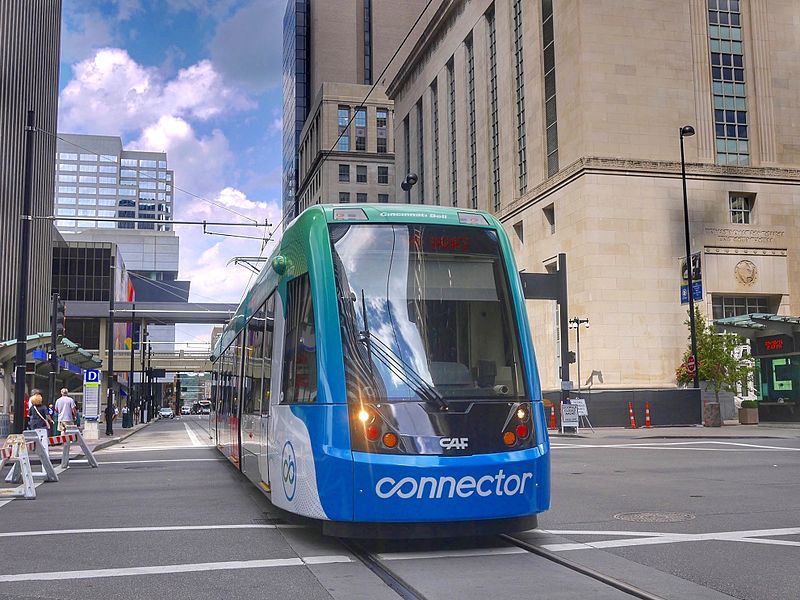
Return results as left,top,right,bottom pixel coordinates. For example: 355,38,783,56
98,445,215,453
543,529,676,537
379,546,528,561
184,422,202,446
0,524,304,539
540,526,800,552
97,458,225,465
0,555,353,583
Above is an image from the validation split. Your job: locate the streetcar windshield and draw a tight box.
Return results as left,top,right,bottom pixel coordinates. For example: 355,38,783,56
330,223,526,402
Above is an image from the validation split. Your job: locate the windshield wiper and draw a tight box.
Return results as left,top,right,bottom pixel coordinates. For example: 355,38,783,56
358,289,448,411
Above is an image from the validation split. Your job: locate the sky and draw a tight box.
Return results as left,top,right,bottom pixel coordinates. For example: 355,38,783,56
58,0,287,347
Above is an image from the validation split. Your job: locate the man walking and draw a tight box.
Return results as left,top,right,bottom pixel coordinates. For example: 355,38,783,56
54,388,77,433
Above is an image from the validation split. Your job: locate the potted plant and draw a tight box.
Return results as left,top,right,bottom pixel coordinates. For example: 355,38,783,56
738,400,759,425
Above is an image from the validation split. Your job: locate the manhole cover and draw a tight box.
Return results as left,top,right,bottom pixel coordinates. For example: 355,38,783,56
613,511,695,523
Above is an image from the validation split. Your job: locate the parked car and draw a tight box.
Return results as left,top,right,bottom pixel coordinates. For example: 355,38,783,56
180,406,191,415
158,407,174,419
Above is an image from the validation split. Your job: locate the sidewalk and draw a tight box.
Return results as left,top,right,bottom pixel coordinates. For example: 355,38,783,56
550,422,800,440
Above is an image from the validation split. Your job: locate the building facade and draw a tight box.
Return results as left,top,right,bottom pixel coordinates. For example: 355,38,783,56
55,134,174,233
388,0,800,398
282,0,428,221
0,0,62,343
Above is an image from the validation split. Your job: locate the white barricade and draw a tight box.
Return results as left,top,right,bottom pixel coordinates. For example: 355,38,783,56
55,427,99,469
0,435,38,499
4,430,59,484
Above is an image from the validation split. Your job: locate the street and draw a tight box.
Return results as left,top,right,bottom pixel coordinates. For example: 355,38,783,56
1,418,798,600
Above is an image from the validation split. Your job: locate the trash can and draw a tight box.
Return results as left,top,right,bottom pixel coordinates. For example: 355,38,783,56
122,408,133,428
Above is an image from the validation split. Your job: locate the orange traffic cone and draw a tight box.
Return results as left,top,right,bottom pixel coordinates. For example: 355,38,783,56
628,401,637,429
645,402,652,428
549,405,557,430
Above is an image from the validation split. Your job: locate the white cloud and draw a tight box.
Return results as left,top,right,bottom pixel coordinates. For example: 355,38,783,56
59,48,253,136
209,0,284,92
60,7,116,64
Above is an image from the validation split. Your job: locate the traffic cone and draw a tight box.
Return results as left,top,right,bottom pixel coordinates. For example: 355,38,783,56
549,405,557,430
628,401,637,429
645,402,652,428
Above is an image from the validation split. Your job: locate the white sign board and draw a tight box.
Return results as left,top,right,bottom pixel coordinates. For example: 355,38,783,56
561,403,579,428
571,398,588,417
83,369,101,420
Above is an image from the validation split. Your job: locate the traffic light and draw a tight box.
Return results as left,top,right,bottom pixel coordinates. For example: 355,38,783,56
52,296,66,339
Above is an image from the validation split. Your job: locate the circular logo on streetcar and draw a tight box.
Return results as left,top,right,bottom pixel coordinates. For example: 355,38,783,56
281,441,296,501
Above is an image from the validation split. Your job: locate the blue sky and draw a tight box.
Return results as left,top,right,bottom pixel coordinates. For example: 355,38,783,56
58,0,286,340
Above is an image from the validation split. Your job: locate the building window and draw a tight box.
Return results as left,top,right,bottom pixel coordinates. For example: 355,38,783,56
417,100,424,204
339,164,350,182
466,35,477,210
431,80,441,206
712,295,770,320
58,174,77,183
447,59,457,207
355,107,367,151
80,153,97,161
58,153,77,160
59,163,77,171
376,108,388,153
338,106,350,151
378,166,389,184
357,165,368,183
543,204,555,235
542,0,559,177
378,194,389,203
363,0,373,84
339,192,350,204
513,0,528,192
357,193,368,203
730,193,753,224
487,9,501,212
708,0,749,166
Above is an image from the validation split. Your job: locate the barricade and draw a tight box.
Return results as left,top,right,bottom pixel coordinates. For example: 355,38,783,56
0,435,38,499
549,405,557,430
645,402,652,428
52,427,99,469
627,401,637,429
4,431,59,485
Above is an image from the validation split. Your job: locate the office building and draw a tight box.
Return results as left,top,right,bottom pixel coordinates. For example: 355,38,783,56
0,1,61,343
54,134,187,351
283,0,428,220
388,0,800,405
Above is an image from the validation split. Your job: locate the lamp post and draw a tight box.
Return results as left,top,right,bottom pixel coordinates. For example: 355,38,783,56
680,125,700,390
568,317,590,394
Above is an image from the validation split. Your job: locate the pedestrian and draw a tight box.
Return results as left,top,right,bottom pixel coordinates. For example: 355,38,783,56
28,390,53,451
47,403,56,436
54,388,77,433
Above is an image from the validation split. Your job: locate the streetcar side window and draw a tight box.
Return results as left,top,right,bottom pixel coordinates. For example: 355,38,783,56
243,293,276,416
281,274,317,404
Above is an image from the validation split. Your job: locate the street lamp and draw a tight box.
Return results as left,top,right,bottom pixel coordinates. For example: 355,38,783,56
679,125,700,390
401,172,418,203
568,317,590,394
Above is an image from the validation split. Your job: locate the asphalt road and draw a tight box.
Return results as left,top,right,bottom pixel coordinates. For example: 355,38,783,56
541,433,800,600
1,418,796,600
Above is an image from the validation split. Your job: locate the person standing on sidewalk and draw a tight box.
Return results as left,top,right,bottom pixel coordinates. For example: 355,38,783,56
28,390,53,451
54,388,77,433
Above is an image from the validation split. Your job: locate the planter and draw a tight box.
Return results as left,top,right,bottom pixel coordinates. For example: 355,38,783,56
738,407,759,425
703,402,722,427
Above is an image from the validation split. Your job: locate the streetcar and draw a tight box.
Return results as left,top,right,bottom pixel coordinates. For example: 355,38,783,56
210,204,550,536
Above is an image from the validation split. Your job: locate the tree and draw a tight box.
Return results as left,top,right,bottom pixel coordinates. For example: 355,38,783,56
676,308,754,403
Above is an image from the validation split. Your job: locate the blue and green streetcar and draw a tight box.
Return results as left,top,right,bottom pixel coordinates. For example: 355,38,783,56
211,204,550,536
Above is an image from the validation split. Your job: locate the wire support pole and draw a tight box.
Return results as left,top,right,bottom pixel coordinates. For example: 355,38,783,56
13,110,36,435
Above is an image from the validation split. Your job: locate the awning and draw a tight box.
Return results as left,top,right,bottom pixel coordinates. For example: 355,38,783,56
714,313,800,337
0,332,102,371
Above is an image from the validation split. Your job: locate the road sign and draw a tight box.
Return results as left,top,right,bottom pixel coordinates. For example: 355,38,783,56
571,398,588,417
561,403,579,429
687,355,697,376
83,369,101,420
84,369,101,383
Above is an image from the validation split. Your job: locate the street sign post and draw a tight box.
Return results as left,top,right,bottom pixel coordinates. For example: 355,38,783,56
83,369,101,421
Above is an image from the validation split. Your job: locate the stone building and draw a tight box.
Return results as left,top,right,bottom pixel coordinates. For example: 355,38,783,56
387,0,800,402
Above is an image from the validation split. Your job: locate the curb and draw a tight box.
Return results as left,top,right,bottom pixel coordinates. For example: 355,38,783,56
90,419,154,452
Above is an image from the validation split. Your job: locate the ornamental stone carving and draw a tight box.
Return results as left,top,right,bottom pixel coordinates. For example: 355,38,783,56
734,260,758,286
